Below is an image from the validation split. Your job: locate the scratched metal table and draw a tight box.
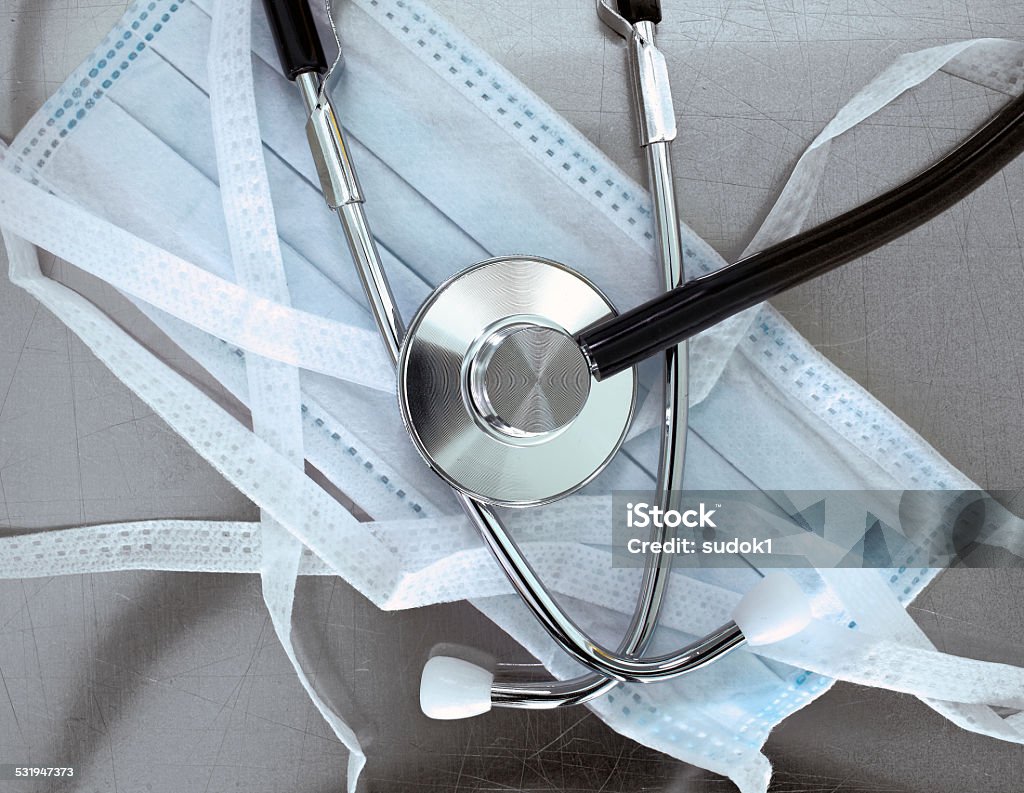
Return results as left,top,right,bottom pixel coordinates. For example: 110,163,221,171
2,1,1024,791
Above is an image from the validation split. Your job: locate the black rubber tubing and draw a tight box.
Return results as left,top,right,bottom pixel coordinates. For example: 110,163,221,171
261,0,328,80
616,0,662,25
577,90,1024,380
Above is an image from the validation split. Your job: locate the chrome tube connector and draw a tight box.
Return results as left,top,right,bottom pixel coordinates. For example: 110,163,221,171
627,20,677,146
297,71,364,208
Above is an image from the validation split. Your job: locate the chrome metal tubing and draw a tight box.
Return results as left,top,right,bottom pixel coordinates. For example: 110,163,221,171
623,19,689,662
298,72,364,208
296,69,320,110
337,202,404,363
297,72,403,363
490,622,743,708
627,20,677,146
296,66,741,688
488,15,695,707
464,490,744,682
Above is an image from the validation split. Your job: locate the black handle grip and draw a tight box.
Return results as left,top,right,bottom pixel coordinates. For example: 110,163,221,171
616,0,662,25
578,89,1024,380
261,0,328,80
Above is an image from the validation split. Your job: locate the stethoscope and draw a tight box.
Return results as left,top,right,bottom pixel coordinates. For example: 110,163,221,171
261,0,1024,719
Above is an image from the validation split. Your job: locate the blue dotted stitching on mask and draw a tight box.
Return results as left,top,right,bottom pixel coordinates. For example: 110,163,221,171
226,344,431,519
358,0,723,277
742,308,949,603
301,406,429,517
13,0,180,176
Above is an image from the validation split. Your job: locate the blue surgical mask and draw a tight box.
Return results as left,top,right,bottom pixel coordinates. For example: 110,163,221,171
2,1,1024,790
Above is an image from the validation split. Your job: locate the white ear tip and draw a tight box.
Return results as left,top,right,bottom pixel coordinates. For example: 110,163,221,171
733,574,812,646
420,656,494,720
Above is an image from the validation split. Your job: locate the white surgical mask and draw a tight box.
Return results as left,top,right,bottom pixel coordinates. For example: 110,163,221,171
2,1,1024,790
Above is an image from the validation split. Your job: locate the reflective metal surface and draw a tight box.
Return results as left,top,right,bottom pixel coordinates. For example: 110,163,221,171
7,2,1024,789
338,201,405,364
297,71,364,209
300,68,737,689
397,256,636,507
297,72,405,365
596,0,633,38
489,8,694,707
468,323,591,438
462,491,746,682
490,621,745,708
627,20,677,145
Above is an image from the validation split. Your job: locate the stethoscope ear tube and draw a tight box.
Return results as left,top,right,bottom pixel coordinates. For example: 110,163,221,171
264,0,746,701
261,0,328,80
577,89,1024,380
615,0,662,25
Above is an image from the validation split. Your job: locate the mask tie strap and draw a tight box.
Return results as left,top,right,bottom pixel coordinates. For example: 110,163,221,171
207,0,371,787
0,218,404,627
751,569,1024,743
0,168,394,392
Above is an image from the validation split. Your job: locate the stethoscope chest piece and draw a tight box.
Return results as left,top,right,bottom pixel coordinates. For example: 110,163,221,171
397,256,636,507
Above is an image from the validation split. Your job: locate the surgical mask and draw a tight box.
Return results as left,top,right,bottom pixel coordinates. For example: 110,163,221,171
2,1,1024,790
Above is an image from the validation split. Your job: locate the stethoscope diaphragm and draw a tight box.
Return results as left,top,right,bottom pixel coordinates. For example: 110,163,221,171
397,256,636,507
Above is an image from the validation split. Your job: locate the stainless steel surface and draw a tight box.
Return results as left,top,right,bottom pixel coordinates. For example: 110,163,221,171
316,45,732,698
627,20,677,145
299,71,365,209
298,72,404,364
468,323,591,438
465,485,745,682
490,621,744,708
4,1,1024,791
397,256,635,508
624,11,691,676
646,143,683,279
295,68,321,116
488,7,694,711
595,0,632,39
337,201,404,364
